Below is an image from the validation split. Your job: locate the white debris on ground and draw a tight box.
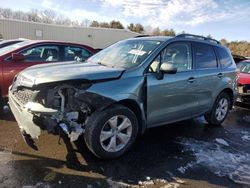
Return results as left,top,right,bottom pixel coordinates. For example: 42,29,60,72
106,177,185,188
179,138,250,186
215,138,229,146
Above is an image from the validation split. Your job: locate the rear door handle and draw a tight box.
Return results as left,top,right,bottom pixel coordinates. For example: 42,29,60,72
187,77,196,83
217,73,223,78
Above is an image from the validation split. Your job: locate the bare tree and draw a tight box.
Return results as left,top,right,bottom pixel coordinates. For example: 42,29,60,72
110,20,124,29
99,22,110,28
152,27,161,35
90,20,99,27
127,23,144,33
161,29,176,36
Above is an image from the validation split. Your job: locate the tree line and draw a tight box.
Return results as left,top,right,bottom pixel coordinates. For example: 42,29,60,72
0,7,249,57
220,39,250,57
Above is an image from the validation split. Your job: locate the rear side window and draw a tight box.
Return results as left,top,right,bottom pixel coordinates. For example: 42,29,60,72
193,43,217,69
215,46,232,68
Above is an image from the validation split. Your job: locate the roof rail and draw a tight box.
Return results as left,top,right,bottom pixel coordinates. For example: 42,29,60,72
134,35,152,38
176,34,221,44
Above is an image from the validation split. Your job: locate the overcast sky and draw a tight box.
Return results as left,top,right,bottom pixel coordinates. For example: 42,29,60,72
2,0,250,41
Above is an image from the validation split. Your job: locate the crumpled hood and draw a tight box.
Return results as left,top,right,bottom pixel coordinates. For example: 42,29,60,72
19,61,124,86
238,73,250,85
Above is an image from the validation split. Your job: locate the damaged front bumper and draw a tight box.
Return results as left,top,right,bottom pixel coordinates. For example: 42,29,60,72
237,85,250,103
9,90,58,139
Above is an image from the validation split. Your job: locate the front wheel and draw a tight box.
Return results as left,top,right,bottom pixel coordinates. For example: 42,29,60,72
84,104,138,159
205,92,231,126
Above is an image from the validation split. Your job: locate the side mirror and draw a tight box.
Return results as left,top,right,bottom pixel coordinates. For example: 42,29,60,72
160,62,177,74
156,62,177,80
12,53,25,62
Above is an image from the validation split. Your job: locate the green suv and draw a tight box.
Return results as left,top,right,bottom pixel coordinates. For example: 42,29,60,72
9,34,238,159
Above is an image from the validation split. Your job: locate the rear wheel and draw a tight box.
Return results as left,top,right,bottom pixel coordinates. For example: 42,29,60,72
84,104,138,159
205,92,231,126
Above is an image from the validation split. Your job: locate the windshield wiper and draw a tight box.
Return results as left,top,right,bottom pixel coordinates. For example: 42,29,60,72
97,62,106,66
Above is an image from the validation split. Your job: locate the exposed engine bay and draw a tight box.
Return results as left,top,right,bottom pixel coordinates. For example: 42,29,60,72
10,82,115,143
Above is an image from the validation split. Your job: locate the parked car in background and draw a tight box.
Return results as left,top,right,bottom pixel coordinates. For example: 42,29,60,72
9,34,237,159
0,39,26,48
0,40,96,102
237,60,250,103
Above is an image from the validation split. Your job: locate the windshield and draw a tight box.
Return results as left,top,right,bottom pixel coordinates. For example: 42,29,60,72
87,39,162,69
0,40,32,56
237,62,250,74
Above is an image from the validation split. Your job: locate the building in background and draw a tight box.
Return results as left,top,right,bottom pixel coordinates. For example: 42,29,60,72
0,19,138,49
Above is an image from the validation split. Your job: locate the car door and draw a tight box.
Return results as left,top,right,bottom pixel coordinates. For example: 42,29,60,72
2,44,62,97
192,42,221,114
63,45,93,62
146,41,199,127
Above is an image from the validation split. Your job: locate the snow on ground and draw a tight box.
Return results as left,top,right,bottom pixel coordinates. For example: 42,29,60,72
241,131,250,142
179,138,250,186
106,177,185,188
21,182,52,188
215,138,229,146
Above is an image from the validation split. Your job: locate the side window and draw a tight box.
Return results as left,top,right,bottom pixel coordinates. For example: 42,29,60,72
193,43,217,69
149,42,192,73
215,46,232,68
148,55,160,73
20,45,60,62
64,46,92,62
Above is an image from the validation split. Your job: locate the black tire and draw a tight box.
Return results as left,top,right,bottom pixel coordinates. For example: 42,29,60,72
204,92,231,126
84,104,138,159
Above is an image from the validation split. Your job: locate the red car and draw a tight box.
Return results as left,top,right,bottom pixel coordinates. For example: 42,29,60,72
237,60,250,103
0,40,96,100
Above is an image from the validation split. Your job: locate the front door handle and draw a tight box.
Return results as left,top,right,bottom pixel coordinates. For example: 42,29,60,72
217,73,223,78
187,77,196,83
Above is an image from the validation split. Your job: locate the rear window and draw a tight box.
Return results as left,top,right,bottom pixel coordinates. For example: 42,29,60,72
215,46,232,68
193,43,217,69
0,41,32,56
237,61,250,74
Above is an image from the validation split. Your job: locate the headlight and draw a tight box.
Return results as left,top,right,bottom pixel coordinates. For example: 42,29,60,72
19,75,34,87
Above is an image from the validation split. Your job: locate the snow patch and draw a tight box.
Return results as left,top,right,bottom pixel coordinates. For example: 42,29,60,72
180,138,250,186
178,162,195,174
242,135,250,141
241,131,250,142
107,177,184,188
215,138,229,146
21,182,52,188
